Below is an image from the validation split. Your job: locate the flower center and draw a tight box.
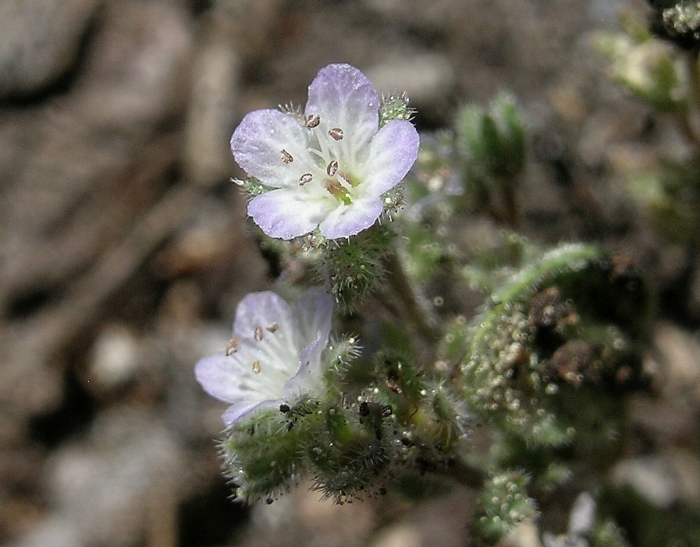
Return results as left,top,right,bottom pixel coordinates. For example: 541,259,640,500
325,178,352,205
281,114,358,204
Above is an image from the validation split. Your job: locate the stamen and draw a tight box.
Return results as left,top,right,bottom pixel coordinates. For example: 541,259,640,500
326,160,339,177
254,326,263,342
252,361,261,374
299,173,313,186
266,322,279,333
306,114,320,128
280,149,293,164
225,337,239,356
328,127,344,141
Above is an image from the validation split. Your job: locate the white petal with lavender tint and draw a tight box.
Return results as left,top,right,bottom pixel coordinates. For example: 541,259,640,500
362,119,420,196
231,109,308,188
305,64,379,159
248,189,329,240
293,287,334,344
318,197,384,239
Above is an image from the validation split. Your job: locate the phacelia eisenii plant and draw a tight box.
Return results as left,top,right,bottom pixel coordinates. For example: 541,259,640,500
195,61,660,545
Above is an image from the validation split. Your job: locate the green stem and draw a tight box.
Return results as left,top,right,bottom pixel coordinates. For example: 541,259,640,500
430,458,485,490
683,50,700,149
382,251,442,348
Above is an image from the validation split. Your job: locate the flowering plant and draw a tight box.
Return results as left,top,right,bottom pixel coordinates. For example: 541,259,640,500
231,63,419,239
194,58,659,546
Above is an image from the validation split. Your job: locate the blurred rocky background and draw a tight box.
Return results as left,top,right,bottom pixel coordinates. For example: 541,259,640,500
1,0,699,546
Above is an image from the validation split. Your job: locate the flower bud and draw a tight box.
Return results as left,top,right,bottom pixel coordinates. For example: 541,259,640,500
593,23,686,111
379,92,414,127
475,471,537,544
315,225,394,312
455,92,526,183
649,1,700,51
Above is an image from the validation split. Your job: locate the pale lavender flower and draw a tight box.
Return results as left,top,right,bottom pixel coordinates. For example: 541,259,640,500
195,288,333,426
231,63,420,240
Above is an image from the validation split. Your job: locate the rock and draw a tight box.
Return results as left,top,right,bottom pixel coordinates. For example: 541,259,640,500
6,518,81,547
0,1,196,413
611,449,700,508
369,524,421,547
0,0,102,99
45,409,185,546
0,0,193,246
89,323,143,392
653,322,700,397
365,53,455,108
183,14,240,187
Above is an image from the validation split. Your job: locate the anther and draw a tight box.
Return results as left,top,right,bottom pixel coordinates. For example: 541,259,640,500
328,127,344,141
326,160,338,177
280,149,293,164
252,361,261,374
266,322,279,333
225,337,240,356
254,326,263,342
299,173,313,186
306,114,320,128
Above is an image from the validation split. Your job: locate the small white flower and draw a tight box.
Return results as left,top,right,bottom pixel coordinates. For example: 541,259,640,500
195,288,333,426
231,63,420,240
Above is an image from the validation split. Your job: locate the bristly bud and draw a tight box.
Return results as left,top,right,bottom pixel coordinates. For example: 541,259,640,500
474,471,537,544
234,176,273,196
279,102,306,125
649,1,700,51
455,92,526,184
219,404,309,502
307,402,392,502
453,92,526,224
380,92,414,127
324,335,362,386
627,155,700,244
315,225,395,313
593,20,687,112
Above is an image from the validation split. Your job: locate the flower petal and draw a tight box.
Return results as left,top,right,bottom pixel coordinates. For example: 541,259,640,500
318,197,383,239
222,398,282,427
234,291,295,341
284,288,333,393
305,64,379,161
284,330,326,395
248,189,329,240
293,287,334,343
231,109,309,188
361,119,420,196
194,352,244,403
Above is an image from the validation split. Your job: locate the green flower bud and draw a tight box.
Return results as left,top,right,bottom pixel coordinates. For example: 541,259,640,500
455,92,526,183
627,158,700,244
315,225,394,312
234,176,272,196
593,26,687,111
589,520,631,547
307,403,391,501
220,404,310,501
379,92,414,127
475,471,537,544
650,1,700,51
